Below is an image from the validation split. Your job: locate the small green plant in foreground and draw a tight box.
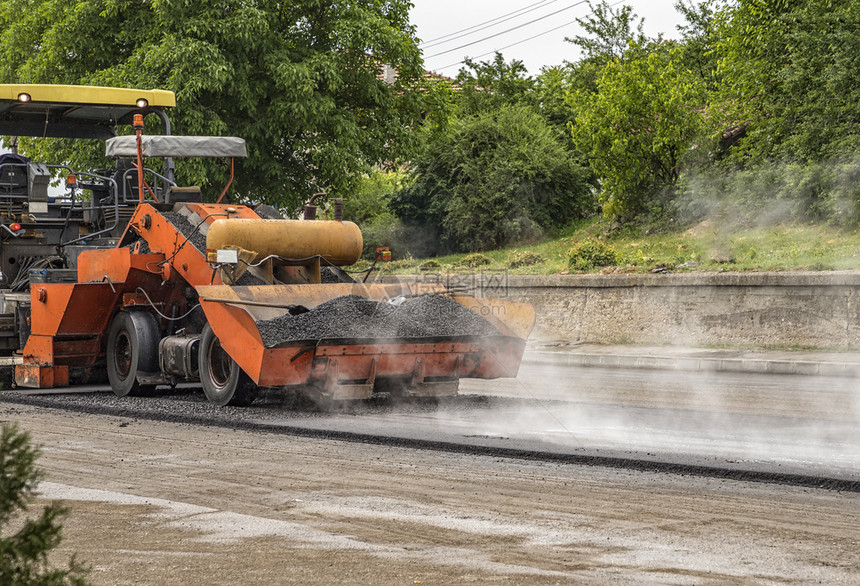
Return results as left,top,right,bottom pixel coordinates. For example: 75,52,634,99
1,423,89,585
567,239,620,271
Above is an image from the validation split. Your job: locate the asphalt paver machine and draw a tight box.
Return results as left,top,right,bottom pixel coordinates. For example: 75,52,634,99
1,84,535,406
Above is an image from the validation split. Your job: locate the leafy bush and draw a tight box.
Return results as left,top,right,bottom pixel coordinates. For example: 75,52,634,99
507,250,545,268
341,171,421,261
391,104,596,255
419,260,442,271
454,253,492,268
567,239,620,271
343,171,405,226
676,158,860,226
377,258,416,273
359,221,413,261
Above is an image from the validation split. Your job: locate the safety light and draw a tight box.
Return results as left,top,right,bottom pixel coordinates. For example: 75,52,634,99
10,223,21,231
136,98,149,108
17,93,30,103
133,113,144,130
66,174,77,188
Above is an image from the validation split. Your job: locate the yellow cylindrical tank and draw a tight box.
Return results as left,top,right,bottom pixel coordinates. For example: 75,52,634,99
206,219,363,266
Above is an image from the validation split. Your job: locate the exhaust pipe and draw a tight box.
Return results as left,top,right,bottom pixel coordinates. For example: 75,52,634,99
303,192,325,221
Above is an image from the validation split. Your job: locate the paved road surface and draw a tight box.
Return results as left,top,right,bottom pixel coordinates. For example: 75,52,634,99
2,362,860,583
3,403,859,585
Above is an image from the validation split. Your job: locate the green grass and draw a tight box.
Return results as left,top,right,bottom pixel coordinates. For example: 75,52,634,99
356,217,860,275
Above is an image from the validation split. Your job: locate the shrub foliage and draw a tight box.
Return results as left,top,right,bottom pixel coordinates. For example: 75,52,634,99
507,251,546,268
453,253,492,268
567,239,620,271
0,423,88,585
392,105,595,255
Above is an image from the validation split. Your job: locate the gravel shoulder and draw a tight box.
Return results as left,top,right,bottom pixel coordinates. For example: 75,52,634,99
2,402,859,585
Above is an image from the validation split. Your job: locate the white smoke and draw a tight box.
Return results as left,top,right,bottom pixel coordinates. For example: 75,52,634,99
453,359,860,476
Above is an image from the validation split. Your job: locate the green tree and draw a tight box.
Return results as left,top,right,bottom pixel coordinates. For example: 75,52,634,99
0,423,88,585
343,171,405,227
571,42,708,220
566,0,648,63
674,0,721,90
392,104,595,255
0,0,430,208
559,0,658,158
715,0,860,162
532,65,584,151
342,170,410,259
454,53,535,116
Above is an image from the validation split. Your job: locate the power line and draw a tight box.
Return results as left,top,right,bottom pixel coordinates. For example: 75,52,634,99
433,15,584,72
420,0,560,49
421,0,557,47
423,0,590,60
429,0,628,73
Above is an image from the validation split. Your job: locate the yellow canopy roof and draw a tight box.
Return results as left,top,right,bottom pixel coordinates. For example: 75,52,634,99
0,84,175,139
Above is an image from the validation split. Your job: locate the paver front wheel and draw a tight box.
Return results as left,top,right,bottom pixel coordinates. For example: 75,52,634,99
198,324,258,407
106,311,158,397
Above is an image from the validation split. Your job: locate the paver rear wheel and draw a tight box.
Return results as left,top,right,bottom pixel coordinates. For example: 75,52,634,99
198,324,258,407
106,311,158,397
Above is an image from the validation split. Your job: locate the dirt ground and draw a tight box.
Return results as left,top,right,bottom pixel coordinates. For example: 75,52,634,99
3,402,859,585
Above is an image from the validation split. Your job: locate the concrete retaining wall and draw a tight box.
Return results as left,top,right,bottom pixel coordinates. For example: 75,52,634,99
383,272,860,348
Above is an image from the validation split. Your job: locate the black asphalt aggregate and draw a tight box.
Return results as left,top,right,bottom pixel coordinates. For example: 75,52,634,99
256,294,500,347
162,211,207,253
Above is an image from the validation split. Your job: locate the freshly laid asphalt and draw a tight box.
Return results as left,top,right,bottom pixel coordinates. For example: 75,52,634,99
525,341,860,378
6,338,860,489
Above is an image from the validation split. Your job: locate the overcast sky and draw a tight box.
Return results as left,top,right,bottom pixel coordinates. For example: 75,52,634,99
412,0,687,76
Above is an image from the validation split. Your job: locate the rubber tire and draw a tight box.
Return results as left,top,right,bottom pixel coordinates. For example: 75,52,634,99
106,311,159,397
198,324,258,407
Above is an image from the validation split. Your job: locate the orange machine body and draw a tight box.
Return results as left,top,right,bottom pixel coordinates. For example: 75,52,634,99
16,201,535,399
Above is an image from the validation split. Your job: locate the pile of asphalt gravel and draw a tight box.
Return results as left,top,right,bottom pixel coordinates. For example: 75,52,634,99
321,266,354,284
233,270,268,286
124,235,151,254
162,212,207,253
257,294,499,347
